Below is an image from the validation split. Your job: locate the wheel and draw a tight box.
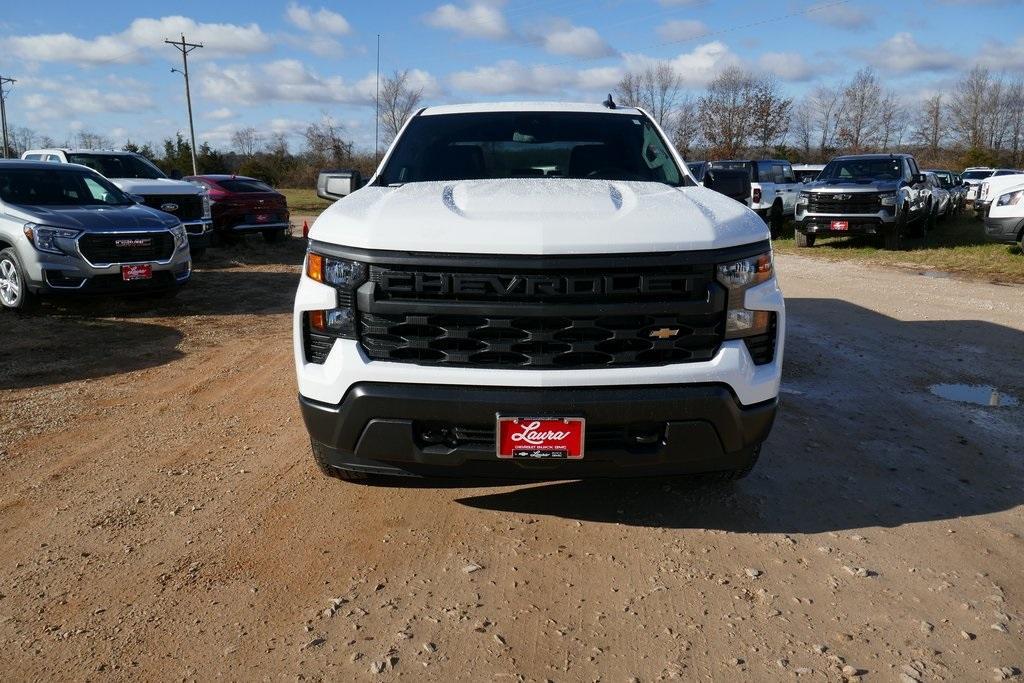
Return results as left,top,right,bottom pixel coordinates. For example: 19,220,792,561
700,445,761,483
311,439,371,482
0,248,39,313
795,231,815,248
263,229,286,243
190,247,206,261
768,202,784,239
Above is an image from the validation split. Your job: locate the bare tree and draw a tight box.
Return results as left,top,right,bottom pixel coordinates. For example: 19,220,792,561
76,130,111,149
808,85,845,156
1006,80,1024,167
304,114,353,169
615,63,683,130
948,67,991,151
379,70,424,147
912,94,945,162
748,77,792,155
697,67,762,158
231,126,263,158
791,99,814,158
877,89,908,152
837,68,882,153
8,126,36,156
671,97,701,158
266,132,289,158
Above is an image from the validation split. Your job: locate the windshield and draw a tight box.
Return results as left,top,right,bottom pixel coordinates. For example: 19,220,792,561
379,112,685,187
962,170,993,180
929,171,953,187
0,167,134,206
708,161,753,180
819,158,904,181
66,153,166,180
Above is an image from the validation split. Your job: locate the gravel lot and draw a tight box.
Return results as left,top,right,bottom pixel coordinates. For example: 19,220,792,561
1,224,1022,681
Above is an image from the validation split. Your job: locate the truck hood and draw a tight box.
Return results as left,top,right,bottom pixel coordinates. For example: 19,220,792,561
310,179,768,255
109,178,204,195
6,204,179,231
805,179,900,193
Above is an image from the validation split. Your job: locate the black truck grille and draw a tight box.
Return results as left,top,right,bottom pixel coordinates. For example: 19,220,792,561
78,232,175,265
141,194,203,221
806,193,882,214
356,262,727,370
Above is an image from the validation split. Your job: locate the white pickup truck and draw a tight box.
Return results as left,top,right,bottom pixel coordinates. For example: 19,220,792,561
294,101,785,483
21,149,213,258
708,159,801,238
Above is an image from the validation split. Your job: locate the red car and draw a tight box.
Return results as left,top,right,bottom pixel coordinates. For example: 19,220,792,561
185,175,290,243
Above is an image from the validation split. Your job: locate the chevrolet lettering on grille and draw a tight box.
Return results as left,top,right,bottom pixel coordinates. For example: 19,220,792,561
114,238,152,248
377,271,696,298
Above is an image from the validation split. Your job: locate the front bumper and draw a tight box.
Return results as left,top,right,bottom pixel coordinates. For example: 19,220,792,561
794,210,895,236
301,383,776,479
24,243,191,295
223,221,291,233
984,216,1024,244
184,220,213,250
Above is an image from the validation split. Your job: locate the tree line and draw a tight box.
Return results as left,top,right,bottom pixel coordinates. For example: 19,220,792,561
617,64,1024,170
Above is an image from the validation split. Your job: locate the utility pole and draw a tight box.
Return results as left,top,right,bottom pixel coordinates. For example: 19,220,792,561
0,76,15,159
165,34,203,175
374,34,381,165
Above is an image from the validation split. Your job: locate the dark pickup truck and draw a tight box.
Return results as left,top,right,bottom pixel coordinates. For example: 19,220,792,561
793,153,931,250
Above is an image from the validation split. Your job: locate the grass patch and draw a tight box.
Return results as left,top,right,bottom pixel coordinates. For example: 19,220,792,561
774,213,1024,282
281,188,333,214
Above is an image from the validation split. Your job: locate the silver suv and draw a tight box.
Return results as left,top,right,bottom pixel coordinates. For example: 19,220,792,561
0,160,191,311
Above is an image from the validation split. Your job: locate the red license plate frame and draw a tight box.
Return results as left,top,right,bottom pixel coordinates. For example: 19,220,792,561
496,416,585,460
121,264,153,281
830,220,850,231
255,213,271,223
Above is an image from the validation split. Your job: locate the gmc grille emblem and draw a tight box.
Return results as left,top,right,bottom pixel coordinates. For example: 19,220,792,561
378,271,695,297
160,202,179,212
114,238,152,248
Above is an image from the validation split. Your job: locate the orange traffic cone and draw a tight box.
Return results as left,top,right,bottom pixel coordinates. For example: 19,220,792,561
302,220,310,239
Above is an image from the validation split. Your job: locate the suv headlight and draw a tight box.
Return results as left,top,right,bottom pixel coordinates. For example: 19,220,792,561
170,224,188,249
23,223,81,255
717,251,774,339
305,253,368,340
201,192,212,220
997,190,1023,207
879,192,897,206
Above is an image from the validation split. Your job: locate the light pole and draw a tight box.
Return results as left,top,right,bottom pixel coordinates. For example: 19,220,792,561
0,76,15,159
165,34,203,175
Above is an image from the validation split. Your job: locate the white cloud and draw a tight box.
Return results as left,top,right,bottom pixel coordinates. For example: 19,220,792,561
205,107,235,120
867,32,958,73
625,42,742,88
285,3,351,35
16,76,155,122
425,1,509,40
806,3,874,30
449,60,576,95
758,52,827,82
540,24,615,58
4,16,270,64
657,19,709,42
976,36,1024,72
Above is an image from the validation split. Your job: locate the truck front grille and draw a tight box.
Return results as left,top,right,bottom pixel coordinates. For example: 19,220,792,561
806,193,882,214
78,232,175,265
356,260,727,370
141,194,204,221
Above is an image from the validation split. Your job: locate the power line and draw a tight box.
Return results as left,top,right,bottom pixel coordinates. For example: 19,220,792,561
0,77,15,159
165,34,203,176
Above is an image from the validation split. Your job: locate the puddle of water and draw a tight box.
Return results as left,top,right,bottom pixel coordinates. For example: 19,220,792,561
929,384,1020,407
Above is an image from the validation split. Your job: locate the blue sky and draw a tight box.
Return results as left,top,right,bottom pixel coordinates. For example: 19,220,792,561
1,0,1022,152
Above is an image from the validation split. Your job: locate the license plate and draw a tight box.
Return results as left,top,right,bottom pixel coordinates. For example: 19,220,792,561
831,220,849,231
121,264,153,281
497,417,585,460
255,214,270,223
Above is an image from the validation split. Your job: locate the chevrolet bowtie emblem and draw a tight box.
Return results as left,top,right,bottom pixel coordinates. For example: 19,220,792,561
650,328,680,340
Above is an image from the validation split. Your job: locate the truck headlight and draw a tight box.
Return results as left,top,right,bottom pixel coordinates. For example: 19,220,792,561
997,190,1023,207
170,224,188,250
23,223,81,255
879,192,897,206
305,253,368,342
717,251,774,339
201,192,212,220
796,192,809,205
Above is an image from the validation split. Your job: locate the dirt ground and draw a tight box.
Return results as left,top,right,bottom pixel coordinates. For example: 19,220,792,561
1,222,1022,682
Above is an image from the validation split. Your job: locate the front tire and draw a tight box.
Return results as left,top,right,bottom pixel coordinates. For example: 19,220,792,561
768,202,785,239
795,231,815,248
0,248,39,313
311,439,371,482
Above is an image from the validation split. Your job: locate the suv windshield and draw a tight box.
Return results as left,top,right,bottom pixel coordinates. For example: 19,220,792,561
379,112,685,186
962,170,993,180
66,153,166,180
0,167,133,206
819,158,904,181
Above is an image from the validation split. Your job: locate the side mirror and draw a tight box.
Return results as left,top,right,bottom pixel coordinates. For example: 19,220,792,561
317,169,363,201
129,194,146,204
913,173,927,184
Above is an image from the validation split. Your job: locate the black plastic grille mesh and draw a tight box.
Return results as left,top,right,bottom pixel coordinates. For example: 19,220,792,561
78,232,175,264
806,193,883,214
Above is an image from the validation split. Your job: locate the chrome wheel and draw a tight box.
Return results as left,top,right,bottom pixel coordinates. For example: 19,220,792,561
0,257,21,307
